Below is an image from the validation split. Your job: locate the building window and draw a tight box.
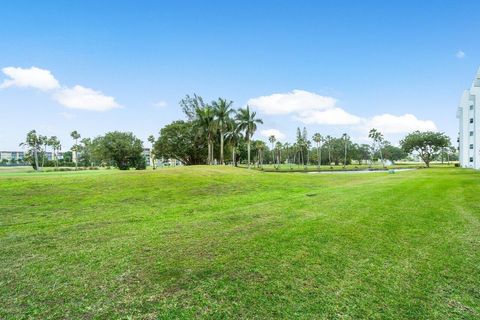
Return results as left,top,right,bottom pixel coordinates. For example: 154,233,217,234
470,118,474,123
470,105,474,110
471,131,474,136
470,157,474,162
470,144,474,149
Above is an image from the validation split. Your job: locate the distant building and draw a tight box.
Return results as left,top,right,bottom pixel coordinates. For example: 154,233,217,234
0,151,64,163
457,68,480,169
0,151,25,162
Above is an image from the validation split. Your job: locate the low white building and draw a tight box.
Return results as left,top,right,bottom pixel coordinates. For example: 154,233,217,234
457,68,480,169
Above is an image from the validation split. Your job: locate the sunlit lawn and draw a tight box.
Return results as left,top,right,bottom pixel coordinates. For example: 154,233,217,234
0,166,478,318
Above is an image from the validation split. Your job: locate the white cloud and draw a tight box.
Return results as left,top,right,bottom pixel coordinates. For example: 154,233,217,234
363,113,437,134
296,108,363,125
248,89,336,115
456,50,466,59
248,89,362,125
53,85,120,111
153,100,168,108
0,66,60,91
260,129,286,140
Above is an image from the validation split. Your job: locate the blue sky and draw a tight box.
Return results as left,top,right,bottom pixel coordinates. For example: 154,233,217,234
1,0,479,150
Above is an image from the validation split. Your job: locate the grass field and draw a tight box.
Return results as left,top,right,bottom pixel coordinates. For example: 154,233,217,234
1,166,479,319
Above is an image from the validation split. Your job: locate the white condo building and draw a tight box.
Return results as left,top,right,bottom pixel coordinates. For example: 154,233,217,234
457,68,480,169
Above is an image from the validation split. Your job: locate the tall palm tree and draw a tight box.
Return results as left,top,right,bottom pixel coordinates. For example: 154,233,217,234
236,105,263,168
195,106,216,164
213,98,234,164
48,136,61,167
148,135,156,169
19,130,41,171
268,135,276,167
284,142,290,167
71,130,81,170
255,140,265,167
342,133,349,168
225,119,242,166
325,135,332,166
312,133,322,169
275,141,283,167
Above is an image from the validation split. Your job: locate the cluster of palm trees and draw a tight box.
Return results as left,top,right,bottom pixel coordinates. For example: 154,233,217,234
19,130,62,170
254,128,390,169
192,98,263,167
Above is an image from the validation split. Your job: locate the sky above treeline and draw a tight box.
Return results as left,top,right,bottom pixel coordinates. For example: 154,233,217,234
1,0,480,150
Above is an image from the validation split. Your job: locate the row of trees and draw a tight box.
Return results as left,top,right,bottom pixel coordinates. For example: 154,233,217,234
152,95,454,168
19,94,454,170
20,130,146,170
151,94,263,167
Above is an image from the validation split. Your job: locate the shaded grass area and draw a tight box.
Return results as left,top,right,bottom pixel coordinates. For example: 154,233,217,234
0,167,479,319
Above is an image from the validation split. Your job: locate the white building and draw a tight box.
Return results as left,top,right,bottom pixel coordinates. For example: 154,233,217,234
457,68,480,169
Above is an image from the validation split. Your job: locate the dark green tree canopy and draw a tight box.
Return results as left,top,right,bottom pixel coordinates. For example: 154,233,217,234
400,131,451,167
91,131,145,170
382,144,407,163
153,120,207,165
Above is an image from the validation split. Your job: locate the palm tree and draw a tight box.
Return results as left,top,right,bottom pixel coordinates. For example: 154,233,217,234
195,106,216,164
19,130,41,171
212,98,234,164
284,142,290,167
236,105,263,168
39,135,48,168
325,135,332,166
312,133,322,169
255,140,266,167
275,141,283,167
148,135,156,169
48,136,61,167
225,119,242,166
71,130,81,170
268,135,276,167
342,133,349,168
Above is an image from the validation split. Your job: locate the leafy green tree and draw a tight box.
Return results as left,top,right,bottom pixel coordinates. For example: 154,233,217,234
382,143,407,164
213,98,234,164
19,130,41,171
180,94,205,121
236,105,263,168
70,130,81,170
400,131,451,167
91,131,145,170
153,120,207,165
368,128,385,167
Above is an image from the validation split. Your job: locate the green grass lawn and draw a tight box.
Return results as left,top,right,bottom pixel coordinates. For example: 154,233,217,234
1,167,479,319
241,162,456,172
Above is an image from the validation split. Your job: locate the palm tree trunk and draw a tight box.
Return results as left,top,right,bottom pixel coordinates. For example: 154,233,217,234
247,138,251,168
220,129,224,164
317,144,321,169
34,147,40,171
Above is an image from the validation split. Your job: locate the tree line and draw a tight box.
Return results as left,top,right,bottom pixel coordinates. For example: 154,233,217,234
18,94,455,170
150,94,455,168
